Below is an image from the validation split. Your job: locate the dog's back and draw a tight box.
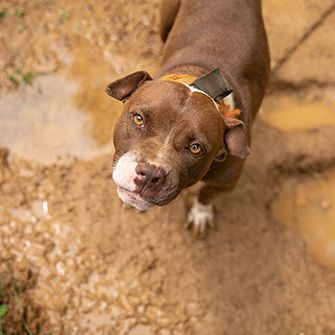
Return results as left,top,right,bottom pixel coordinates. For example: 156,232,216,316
160,0,270,128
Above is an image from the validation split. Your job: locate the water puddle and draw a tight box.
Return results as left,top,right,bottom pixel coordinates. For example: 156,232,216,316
0,40,122,165
271,171,335,269
261,94,335,131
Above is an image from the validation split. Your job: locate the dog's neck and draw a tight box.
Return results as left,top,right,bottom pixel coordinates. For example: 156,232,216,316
159,71,237,115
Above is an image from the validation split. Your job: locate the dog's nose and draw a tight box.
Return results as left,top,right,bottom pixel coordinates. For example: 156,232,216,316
135,163,166,192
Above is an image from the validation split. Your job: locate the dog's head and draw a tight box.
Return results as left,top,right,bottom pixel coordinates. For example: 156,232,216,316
106,71,249,210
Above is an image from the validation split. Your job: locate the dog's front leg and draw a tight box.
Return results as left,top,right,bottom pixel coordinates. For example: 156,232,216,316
186,157,245,236
186,183,234,236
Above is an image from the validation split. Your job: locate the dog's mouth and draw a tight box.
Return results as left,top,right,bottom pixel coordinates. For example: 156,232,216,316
116,185,180,211
117,186,154,211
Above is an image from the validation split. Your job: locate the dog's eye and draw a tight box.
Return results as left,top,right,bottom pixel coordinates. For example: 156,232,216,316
132,113,144,127
189,143,203,155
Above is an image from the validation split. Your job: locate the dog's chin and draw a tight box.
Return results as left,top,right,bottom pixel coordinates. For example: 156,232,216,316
117,186,154,211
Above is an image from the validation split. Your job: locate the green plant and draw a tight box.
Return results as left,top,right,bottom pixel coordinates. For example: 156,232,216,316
0,8,25,18
8,70,40,88
0,304,8,335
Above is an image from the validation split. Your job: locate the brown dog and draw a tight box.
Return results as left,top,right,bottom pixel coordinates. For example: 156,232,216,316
106,0,270,235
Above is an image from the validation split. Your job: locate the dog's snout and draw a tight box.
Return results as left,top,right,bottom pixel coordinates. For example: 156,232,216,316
135,163,166,192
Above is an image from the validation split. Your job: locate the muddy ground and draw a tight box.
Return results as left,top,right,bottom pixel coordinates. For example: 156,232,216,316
1,0,335,334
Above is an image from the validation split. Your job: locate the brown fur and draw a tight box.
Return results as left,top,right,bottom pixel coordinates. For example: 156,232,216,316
158,0,270,204
106,0,270,208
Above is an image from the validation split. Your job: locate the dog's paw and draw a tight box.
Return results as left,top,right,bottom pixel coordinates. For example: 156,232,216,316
186,199,214,236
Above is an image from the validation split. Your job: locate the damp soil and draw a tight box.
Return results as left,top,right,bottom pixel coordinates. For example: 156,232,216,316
1,1,335,334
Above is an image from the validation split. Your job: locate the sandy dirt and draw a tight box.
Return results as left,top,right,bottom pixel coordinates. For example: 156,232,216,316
1,0,335,334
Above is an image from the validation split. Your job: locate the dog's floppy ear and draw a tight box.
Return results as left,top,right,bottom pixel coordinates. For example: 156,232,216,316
223,117,250,159
105,71,152,101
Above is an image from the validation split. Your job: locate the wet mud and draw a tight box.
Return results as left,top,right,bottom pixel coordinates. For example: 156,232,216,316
272,169,335,269
0,73,112,164
1,0,335,334
261,93,335,131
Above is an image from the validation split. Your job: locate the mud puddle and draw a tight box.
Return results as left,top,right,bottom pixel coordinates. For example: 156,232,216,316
261,93,335,131
271,170,335,269
0,39,121,165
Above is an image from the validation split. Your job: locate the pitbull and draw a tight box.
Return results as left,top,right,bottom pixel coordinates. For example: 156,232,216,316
106,0,270,235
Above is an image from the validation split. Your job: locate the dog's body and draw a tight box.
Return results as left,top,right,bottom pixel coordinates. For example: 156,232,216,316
106,0,270,234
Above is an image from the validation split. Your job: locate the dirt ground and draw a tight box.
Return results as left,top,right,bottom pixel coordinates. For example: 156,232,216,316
1,0,335,334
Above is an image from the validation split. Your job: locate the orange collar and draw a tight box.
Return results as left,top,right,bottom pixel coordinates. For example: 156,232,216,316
160,73,198,85
160,73,240,118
